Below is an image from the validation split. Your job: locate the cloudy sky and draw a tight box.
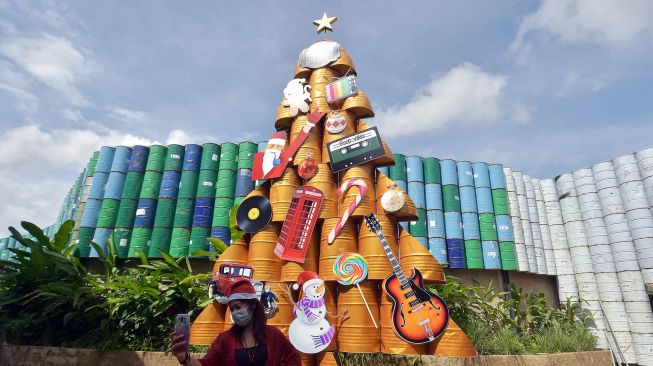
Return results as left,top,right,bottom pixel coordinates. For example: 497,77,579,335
1,1,653,236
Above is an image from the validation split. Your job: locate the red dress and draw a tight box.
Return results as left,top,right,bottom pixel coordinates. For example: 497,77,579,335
199,325,301,366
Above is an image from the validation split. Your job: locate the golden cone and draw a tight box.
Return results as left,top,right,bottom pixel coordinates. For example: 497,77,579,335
319,219,357,281
215,236,248,268
275,100,296,130
342,90,374,118
357,120,395,166
330,48,356,76
399,227,445,284
428,318,478,357
265,281,295,337
290,115,323,166
380,292,427,355
309,68,338,85
304,163,338,218
270,168,301,222
336,280,380,353
310,96,332,115
247,223,282,281
189,301,226,345
294,62,311,80
340,164,376,217
376,172,418,221
280,222,320,281
357,214,398,280
321,110,356,163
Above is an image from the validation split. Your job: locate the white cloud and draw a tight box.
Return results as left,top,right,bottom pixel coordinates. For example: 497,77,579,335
511,0,653,63
0,125,198,236
375,63,511,138
107,106,148,123
0,33,95,105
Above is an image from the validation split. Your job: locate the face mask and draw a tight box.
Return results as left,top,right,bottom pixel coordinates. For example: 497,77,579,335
232,307,253,326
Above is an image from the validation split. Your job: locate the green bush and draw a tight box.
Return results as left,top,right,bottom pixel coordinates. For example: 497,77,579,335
430,276,597,355
0,221,210,351
0,221,110,348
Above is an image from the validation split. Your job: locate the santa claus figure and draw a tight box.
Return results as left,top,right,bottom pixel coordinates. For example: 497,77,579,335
251,109,325,181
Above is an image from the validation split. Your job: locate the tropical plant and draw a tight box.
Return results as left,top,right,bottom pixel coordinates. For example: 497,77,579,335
0,220,111,348
88,238,210,351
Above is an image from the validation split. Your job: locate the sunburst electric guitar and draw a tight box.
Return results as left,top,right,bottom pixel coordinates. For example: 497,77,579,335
364,213,449,344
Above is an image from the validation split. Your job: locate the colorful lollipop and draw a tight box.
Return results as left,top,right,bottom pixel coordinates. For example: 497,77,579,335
333,252,377,328
333,252,368,285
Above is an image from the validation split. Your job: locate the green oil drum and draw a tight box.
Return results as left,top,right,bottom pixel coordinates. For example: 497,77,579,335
87,151,100,177
189,226,211,254
388,153,407,181
200,143,221,171
96,199,121,227
173,198,195,228
122,172,145,200
169,227,191,258
499,241,518,270
479,213,498,241
491,189,510,216
219,143,239,170
237,142,257,170
153,198,177,227
113,228,133,258
178,170,199,199
423,158,441,184
140,171,163,199
164,144,185,172
148,227,172,257
75,227,95,257
409,208,427,237
212,197,234,227
215,169,236,198
145,145,167,172
128,227,152,257
196,169,218,198
464,239,484,269
442,185,461,212
115,199,138,227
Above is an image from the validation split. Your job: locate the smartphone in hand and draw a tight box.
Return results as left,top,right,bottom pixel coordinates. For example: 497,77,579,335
175,314,191,350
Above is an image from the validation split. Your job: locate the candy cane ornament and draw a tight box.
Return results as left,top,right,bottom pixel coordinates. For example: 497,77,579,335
327,178,367,244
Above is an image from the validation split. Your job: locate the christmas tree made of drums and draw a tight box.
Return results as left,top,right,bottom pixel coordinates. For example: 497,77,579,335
190,33,477,365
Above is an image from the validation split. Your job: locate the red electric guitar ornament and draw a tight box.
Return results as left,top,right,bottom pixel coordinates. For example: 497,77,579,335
274,186,323,263
252,109,326,181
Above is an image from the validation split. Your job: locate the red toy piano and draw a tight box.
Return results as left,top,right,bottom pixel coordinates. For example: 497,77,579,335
274,186,323,263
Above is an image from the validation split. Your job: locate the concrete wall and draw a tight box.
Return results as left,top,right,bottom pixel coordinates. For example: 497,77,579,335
0,344,612,366
445,269,559,308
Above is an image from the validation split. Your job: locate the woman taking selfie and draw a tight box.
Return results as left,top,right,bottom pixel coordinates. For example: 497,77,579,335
171,278,301,366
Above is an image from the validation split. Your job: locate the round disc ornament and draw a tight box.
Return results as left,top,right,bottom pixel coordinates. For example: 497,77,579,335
236,196,272,233
325,111,346,134
381,184,405,212
298,153,319,179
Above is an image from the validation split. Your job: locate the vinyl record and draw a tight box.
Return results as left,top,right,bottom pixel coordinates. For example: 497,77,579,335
236,196,272,233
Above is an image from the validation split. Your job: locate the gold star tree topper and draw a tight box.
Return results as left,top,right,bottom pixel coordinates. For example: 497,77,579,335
313,12,337,34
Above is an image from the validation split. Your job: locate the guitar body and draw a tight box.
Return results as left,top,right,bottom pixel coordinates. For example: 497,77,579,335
382,268,449,344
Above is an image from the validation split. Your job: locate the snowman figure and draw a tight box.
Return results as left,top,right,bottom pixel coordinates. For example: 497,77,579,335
282,78,312,117
288,271,335,354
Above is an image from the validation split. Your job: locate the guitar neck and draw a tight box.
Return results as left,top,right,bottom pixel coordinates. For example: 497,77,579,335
375,230,409,287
